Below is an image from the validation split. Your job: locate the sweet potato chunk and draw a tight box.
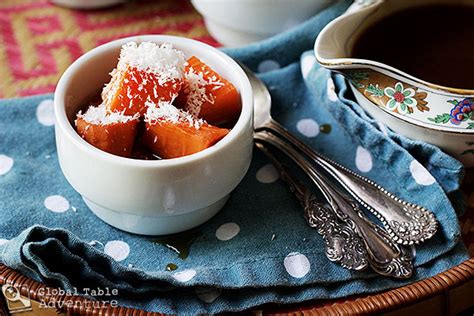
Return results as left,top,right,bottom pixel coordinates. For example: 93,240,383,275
142,119,229,159
76,114,138,157
103,66,182,117
75,43,239,160
176,56,241,126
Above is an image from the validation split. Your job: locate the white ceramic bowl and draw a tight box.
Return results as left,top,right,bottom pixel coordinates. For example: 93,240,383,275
54,35,253,235
192,0,335,47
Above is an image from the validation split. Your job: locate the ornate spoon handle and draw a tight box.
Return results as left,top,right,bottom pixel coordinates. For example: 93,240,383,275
256,120,437,246
255,142,368,271
255,132,414,278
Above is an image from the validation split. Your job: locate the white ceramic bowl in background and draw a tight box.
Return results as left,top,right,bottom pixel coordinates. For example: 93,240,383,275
54,35,253,235
192,0,335,47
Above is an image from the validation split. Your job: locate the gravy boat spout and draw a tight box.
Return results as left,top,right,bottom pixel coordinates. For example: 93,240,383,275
314,0,474,167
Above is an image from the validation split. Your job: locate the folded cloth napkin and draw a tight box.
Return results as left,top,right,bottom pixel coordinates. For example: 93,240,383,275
0,0,469,314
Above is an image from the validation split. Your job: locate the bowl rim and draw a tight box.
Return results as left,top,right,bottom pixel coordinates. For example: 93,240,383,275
54,35,253,168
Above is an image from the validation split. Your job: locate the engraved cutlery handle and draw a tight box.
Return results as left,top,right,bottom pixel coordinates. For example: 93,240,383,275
255,142,368,271
325,187,414,279
255,132,414,278
257,120,437,246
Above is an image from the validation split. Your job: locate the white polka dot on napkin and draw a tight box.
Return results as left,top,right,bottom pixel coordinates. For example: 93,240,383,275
36,99,55,126
355,146,373,173
258,59,280,73
215,223,240,241
410,160,435,186
256,164,279,183
104,240,130,261
44,195,70,213
296,118,319,138
284,252,310,278
0,155,14,176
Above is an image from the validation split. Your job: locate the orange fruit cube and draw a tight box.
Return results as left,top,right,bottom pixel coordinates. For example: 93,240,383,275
176,56,241,126
102,66,182,117
76,107,139,157
142,119,229,159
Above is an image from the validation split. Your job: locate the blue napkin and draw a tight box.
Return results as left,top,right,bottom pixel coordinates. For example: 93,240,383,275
0,1,469,314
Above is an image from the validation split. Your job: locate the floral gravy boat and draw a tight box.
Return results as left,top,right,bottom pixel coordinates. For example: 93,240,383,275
315,0,474,166
345,69,474,129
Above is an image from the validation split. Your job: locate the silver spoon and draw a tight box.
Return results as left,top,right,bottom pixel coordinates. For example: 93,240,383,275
241,62,437,246
255,141,369,271
255,132,413,278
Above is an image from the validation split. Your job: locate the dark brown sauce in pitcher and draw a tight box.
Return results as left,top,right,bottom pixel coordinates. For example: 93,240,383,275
352,5,474,89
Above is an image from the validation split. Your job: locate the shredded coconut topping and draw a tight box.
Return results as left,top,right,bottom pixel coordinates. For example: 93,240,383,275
102,68,122,106
118,42,185,85
183,67,224,116
102,42,186,107
77,104,138,125
145,100,203,129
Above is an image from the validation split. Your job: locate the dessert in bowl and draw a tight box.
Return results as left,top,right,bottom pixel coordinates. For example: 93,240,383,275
54,35,253,235
315,0,474,166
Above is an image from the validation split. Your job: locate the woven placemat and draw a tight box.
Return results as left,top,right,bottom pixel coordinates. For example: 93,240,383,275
0,0,218,98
